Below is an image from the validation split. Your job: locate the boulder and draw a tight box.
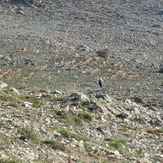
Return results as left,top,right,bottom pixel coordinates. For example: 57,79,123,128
70,92,90,102
91,101,110,114
0,81,8,89
94,92,112,103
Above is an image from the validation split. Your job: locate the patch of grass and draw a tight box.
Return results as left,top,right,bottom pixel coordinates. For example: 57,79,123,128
3,89,10,94
0,133,10,148
42,140,66,151
21,95,42,108
19,127,38,142
0,155,20,163
147,128,163,134
57,96,65,101
59,128,70,138
73,116,83,125
73,132,88,142
78,111,92,121
133,118,144,123
78,101,96,112
0,122,8,128
119,125,138,132
139,136,151,140
84,143,91,151
55,110,67,117
59,128,88,142
104,137,127,150
0,95,16,102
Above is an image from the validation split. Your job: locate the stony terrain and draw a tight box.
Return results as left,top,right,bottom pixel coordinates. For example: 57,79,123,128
0,0,163,162
0,81,162,163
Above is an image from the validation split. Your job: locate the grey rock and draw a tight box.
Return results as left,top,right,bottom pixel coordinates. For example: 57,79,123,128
53,90,62,95
9,87,20,95
116,113,128,119
94,93,112,103
70,92,90,102
4,56,12,61
149,119,163,126
0,54,4,59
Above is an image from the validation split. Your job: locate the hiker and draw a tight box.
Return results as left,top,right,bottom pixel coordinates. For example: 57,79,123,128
98,77,104,88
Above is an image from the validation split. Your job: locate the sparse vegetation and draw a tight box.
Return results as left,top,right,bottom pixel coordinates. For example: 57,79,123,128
105,138,127,150
73,116,83,125
78,101,96,112
19,127,39,142
59,128,70,138
0,155,20,163
0,0,162,162
78,111,93,121
147,128,163,134
84,143,91,151
43,140,66,151
73,132,88,142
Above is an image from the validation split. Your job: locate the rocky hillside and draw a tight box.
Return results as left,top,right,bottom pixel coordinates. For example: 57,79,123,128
0,81,162,162
0,0,163,162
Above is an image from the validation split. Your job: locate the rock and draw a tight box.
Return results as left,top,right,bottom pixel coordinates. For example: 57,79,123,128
158,67,163,73
78,140,84,149
0,81,8,89
132,97,145,104
116,113,128,119
40,89,51,94
92,101,110,114
106,150,123,159
4,56,12,61
24,151,36,160
96,49,109,58
9,87,20,95
96,115,106,122
70,92,90,102
94,93,112,103
53,90,62,95
0,54,4,59
149,118,163,126
96,126,107,135
22,102,33,108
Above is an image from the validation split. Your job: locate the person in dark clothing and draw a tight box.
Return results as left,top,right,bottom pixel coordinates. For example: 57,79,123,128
98,77,104,88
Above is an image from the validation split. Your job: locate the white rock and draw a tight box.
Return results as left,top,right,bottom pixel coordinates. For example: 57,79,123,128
9,87,20,95
25,151,36,160
0,81,8,89
22,102,33,108
71,92,90,102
